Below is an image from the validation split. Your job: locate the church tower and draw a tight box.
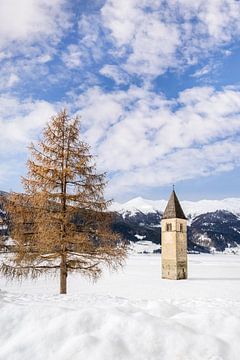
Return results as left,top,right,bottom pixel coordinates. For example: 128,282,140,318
161,190,188,280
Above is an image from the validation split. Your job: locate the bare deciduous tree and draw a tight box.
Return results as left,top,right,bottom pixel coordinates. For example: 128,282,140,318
1,110,126,294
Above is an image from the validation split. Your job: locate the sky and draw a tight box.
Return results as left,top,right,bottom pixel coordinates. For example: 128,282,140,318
0,0,240,202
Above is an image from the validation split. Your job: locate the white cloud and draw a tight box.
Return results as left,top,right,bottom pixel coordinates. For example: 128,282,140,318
1,0,240,196
1,85,240,196
223,49,232,56
74,87,126,146
73,85,240,197
0,95,58,189
72,0,240,80
108,139,240,191
6,74,20,87
0,0,70,92
100,65,129,85
191,65,213,78
0,73,20,89
0,0,68,48
101,1,180,76
37,54,52,64
62,45,83,69
124,19,180,76
0,96,57,153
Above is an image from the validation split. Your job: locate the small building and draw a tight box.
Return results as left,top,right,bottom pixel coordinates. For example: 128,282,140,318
161,190,188,280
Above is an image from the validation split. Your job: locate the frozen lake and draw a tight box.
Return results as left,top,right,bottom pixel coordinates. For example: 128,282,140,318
0,254,240,360
1,254,240,300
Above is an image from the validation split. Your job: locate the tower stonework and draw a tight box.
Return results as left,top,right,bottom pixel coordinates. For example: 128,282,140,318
161,191,188,280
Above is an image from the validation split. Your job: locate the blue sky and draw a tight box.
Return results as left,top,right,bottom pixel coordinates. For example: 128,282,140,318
0,0,240,202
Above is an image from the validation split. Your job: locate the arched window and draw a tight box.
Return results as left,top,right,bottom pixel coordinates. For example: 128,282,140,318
166,223,172,231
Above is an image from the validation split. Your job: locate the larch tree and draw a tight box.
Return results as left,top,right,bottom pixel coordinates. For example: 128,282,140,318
1,110,126,294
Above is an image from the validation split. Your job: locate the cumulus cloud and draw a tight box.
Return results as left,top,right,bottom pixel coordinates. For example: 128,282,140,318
0,95,58,188
101,1,180,76
61,13,106,71
1,0,240,198
4,84,239,197
0,0,69,93
0,0,68,48
0,96,56,153
70,0,240,81
2,1,239,93
73,85,240,197
107,139,240,196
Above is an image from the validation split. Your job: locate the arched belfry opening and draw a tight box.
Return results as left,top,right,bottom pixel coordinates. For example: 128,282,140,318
161,190,188,280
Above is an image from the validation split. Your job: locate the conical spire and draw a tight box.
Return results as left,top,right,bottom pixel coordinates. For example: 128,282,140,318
163,190,187,219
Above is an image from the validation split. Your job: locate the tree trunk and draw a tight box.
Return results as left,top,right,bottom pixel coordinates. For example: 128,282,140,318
60,255,67,294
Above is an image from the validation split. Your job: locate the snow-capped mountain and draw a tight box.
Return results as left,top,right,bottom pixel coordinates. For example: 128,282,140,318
110,196,240,218
110,197,240,253
1,191,240,253
112,209,240,253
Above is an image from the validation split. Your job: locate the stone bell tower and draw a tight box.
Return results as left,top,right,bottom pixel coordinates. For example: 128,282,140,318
161,190,188,280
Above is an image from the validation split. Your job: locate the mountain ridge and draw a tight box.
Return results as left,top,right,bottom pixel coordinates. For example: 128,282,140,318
110,196,240,218
1,192,240,253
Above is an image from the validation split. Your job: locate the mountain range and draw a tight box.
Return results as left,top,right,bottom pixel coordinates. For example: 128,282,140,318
110,196,240,218
1,193,240,253
110,197,240,253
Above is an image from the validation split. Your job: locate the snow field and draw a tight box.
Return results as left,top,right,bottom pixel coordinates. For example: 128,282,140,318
0,292,239,360
0,254,240,360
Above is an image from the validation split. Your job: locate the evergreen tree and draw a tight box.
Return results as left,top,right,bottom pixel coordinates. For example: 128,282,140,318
1,110,126,294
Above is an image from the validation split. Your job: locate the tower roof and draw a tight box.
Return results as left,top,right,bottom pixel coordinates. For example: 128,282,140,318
163,190,187,219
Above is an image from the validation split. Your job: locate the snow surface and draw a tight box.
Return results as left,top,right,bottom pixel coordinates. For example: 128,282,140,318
110,196,240,217
0,254,240,360
129,240,160,253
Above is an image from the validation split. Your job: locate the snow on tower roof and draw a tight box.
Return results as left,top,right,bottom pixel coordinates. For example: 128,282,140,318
162,190,187,219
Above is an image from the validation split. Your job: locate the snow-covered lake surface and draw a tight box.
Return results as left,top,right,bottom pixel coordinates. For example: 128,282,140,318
0,254,240,360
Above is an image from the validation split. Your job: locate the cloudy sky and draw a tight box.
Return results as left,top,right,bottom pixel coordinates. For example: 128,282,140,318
0,0,240,201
